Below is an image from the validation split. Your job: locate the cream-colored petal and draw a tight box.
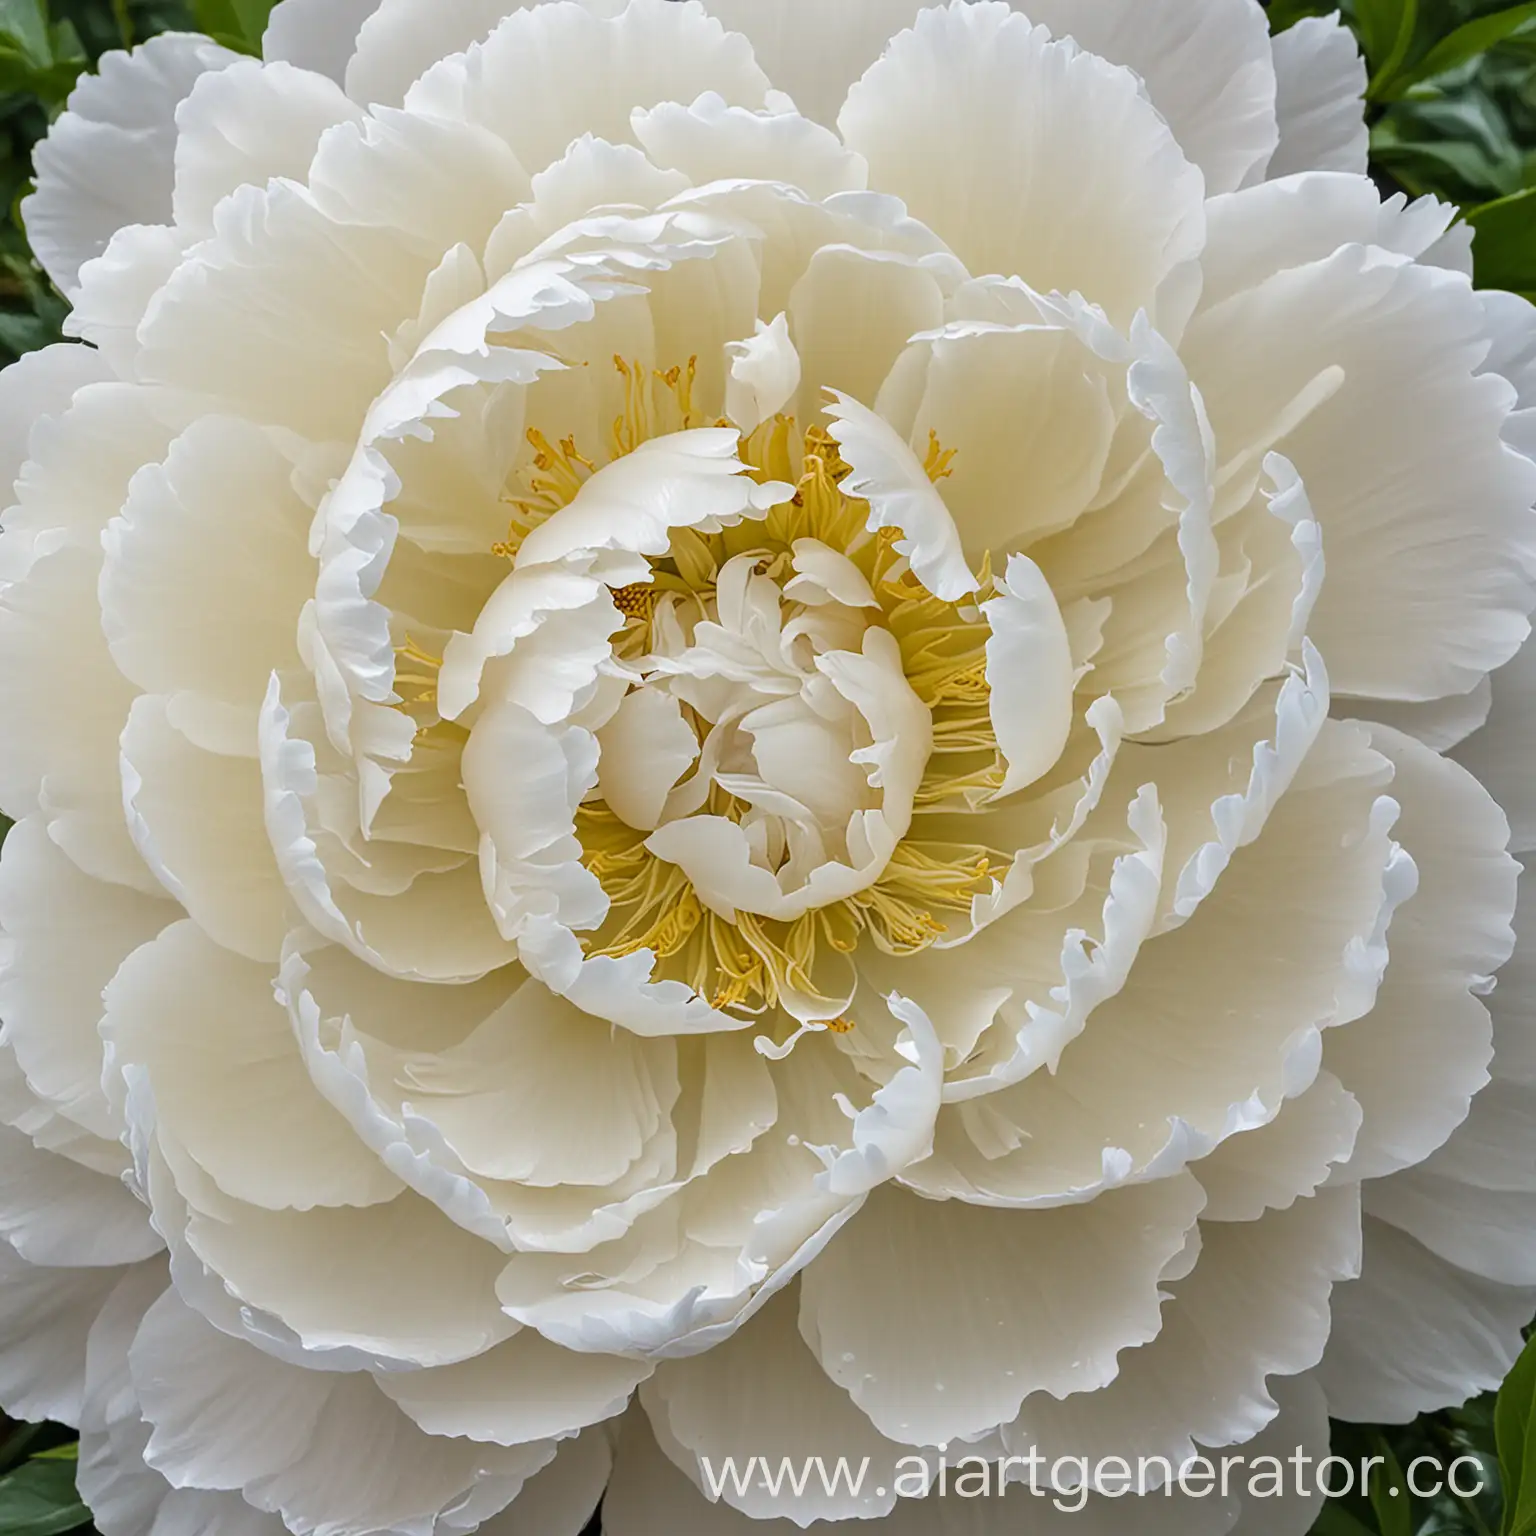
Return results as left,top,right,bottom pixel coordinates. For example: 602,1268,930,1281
1018,0,1277,196
906,316,1117,558
1185,245,1536,704
122,696,293,962
473,1427,612,1536
129,1287,554,1536
1325,726,1518,1180
984,553,1075,797
797,1173,1205,1445
0,1243,130,1427
788,245,944,418
1194,1072,1361,1223
172,57,364,233
0,1122,160,1269
102,417,312,714
23,33,237,296
344,0,535,108
376,1328,647,1445
1008,1185,1360,1479
633,94,868,199
0,818,174,1147
1267,15,1368,179
409,0,771,173
1317,1215,1535,1421
262,0,382,84
839,3,1205,329
103,920,401,1213
699,0,932,128
644,1284,918,1521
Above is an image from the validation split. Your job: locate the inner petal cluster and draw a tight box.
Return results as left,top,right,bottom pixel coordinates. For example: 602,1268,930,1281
454,367,1021,1027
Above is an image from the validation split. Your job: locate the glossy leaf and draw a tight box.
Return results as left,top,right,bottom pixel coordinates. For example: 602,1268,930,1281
1368,1437,1414,1536
1498,1331,1536,1534
0,1459,90,1536
189,0,269,51
1467,186,1536,293
1379,1,1536,99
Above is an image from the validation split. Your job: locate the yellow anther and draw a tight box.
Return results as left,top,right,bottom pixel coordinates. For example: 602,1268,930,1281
923,428,959,483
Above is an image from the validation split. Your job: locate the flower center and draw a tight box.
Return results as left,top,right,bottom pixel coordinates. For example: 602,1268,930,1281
411,359,1016,1021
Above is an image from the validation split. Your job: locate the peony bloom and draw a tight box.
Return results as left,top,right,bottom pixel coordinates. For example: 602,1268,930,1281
3,0,1536,1530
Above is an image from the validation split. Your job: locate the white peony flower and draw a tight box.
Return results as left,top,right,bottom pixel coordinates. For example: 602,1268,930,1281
1,0,1535,1531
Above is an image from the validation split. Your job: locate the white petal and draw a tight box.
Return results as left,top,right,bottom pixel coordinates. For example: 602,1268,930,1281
1185,245,1536,704
0,1122,160,1268
122,696,293,962
1267,16,1368,179
0,818,173,1146
102,920,402,1213
409,0,771,173
1194,1072,1361,1222
101,417,314,715
77,1264,289,1536
605,1408,801,1536
839,3,1205,330
24,33,237,295
797,1173,1205,1445
633,94,868,199
172,58,364,234
473,1426,612,1536
1456,634,1536,853
0,383,176,890
724,314,802,436
263,0,383,84
1317,1215,1534,1421
788,246,945,420
129,1288,554,1536
376,1329,647,1445
1010,1185,1359,1478
137,179,424,442
904,315,1118,557
345,0,536,108
1325,726,1518,1180
1019,0,1278,196
0,1243,129,1426
0,343,111,509
825,391,975,601
699,0,932,128
647,1282,928,1522
984,553,1075,797
598,688,700,833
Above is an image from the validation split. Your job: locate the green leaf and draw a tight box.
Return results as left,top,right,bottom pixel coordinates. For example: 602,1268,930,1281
1366,0,1424,99
1311,1503,1381,1536
1498,1330,1536,1534
0,1458,91,1536
1266,0,1337,30
1467,185,1536,290
0,0,53,68
1378,0,1536,98
189,0,270,50
1368,1437,1415,1536
1356,0,1417,73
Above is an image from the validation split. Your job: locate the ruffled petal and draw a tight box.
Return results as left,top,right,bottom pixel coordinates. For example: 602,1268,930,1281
838,3,1206,330
1267,16,1368,179
24,33,237,296
262,0,383,84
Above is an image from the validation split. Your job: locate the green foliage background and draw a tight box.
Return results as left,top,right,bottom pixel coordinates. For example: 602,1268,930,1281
0,0,1530,1532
